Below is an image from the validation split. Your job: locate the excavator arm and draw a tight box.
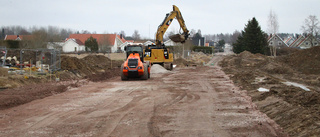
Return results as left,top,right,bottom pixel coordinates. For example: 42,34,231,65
155,5,189,47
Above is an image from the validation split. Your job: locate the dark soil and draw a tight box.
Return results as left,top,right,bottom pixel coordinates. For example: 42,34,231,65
219,47,320,136
0,82,69,110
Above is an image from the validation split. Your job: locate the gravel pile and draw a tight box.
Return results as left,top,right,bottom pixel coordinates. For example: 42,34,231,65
151,64,169,74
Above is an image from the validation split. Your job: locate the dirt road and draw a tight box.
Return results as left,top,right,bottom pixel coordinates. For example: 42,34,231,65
0,56,286,137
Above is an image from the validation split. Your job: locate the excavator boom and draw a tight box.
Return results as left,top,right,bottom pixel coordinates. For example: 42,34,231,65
155,5,189,47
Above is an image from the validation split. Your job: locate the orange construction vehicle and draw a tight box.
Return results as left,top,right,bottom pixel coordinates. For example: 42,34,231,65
121,44,151,80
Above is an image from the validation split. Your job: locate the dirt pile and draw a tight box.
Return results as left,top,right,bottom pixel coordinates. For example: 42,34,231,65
220,49,320,136
61,56,95,76
277,46,320,74
173,52,212,67
61,55,122,78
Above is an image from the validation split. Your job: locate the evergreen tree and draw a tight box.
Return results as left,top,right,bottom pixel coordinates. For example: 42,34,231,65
233,17,268,54
85,36,99,52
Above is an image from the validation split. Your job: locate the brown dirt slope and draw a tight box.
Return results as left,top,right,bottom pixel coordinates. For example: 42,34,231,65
220,47,320,136
277,46,320,74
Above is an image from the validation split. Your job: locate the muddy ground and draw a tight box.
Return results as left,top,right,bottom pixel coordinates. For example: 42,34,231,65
0,47,319,136
219,46,320,136
0,54,122,110
0,55,286,136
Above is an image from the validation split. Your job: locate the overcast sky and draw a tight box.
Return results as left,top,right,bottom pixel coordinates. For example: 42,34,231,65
1,0,320,39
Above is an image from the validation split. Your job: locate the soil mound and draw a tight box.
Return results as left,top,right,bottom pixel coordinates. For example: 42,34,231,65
61,56,95,76
220,48,320,136
83,55,111,69
277,46,320,74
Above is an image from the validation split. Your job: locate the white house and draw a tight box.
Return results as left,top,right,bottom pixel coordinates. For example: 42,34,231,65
67,34,127,53
63,39,85,52
164,39,182,46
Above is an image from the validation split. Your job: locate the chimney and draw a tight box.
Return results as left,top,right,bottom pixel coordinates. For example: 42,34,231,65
17,35,19,38
120,34,123,39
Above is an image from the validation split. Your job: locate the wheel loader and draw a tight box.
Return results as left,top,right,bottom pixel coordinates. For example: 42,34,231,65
121,44,151,80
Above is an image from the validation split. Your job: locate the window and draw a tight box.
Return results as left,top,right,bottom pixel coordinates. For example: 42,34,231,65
269,42,273,45
278,41,282,45
314,43,318,45
306,42,309,45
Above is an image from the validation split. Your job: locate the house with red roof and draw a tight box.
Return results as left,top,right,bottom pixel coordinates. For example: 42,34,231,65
67,34,128,52
289,35,319,49
4,35,32,41
283,37,295,46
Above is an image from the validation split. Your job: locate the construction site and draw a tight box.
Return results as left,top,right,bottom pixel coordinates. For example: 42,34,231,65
0,45,319,136
1,1,320,136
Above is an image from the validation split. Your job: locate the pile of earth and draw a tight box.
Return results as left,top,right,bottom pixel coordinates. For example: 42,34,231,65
277,46,320,74
60,55,123,79
219,47,320,136
173,52,212,67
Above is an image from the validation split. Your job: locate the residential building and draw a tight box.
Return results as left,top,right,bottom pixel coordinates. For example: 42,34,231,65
290,35,305,48
268,34,288,48
4,35,32,41
284,37,295,46
289,35,319,49
163,39,182,46
67,34,128,53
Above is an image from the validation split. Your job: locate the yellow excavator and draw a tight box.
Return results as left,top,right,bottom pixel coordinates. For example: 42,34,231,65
144,5,189,70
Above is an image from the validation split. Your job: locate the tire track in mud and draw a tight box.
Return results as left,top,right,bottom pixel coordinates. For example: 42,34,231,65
97,95,148,136
148,68,206,137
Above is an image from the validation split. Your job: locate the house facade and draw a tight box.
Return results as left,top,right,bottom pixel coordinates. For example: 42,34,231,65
268,34,288,48
284,37,295,46
63,39,85,52
67,34,127,53
289,35,319,49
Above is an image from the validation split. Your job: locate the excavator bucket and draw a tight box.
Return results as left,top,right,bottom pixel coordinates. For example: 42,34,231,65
169,34,185,43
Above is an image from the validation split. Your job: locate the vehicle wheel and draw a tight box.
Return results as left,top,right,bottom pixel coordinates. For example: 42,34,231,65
141,64,148,80
164,63,173,71
121,64,128,81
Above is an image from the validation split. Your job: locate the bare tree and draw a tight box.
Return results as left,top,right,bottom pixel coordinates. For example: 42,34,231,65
98,35,113,53
231,30,241,44
132,30,141,40
267,10,279,56
301,15,320,47
30,28,48,49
